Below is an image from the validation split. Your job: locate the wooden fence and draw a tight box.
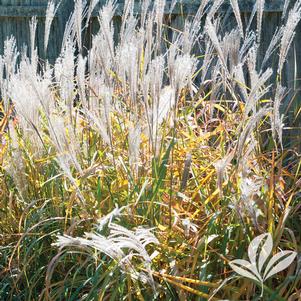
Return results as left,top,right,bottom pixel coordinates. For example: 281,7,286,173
0,0,300,145
0,1,297,63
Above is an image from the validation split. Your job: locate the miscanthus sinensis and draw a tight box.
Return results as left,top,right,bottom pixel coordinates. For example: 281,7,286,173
44,0,60,54
278,0,301,74
53,207,159,288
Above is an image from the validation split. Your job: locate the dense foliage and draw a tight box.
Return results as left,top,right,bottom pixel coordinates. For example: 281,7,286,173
0,0,300,300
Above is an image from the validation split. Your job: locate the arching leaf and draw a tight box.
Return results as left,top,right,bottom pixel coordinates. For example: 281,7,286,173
258,233,273,272
248,233,271,269
229,259,262,282
263,251,297,280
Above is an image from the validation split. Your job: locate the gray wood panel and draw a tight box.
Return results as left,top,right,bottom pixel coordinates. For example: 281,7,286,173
0,0,72,61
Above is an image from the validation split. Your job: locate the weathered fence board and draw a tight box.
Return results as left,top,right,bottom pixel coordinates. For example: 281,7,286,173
0,1,295,57
0,0,72,61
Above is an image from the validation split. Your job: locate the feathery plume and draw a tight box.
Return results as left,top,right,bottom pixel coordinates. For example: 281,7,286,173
230,0,244,38
240,176,262,202
8,70,42,136
256,0,265,43
1,37,19,110
238,173,264,226
44,0,60,54
205,19,227,72
262,26,284,68
278,0,301,75
54,39,75,113
185,0,209,48
201,38,214,82
154,0,166,48
239,31,256,64
246,2,257,34
141,0,151,26
169,52,197,95
194,0,210,17
83,109,111,145
237,108,272,161
53,215,159,288
97,0,116,60
3,36,19,78
207,0,224,20
85,0,99,28
222,29,241,73
117,41,139,103
233,63,248,102
97,205,127,231
152,86,175,139
214,152,234,198
245,67,273,116
282,0,291,20
77,54,87,107
61,12,75,50
29,17,38,60
272,85,286,148
74,0,86,51
4,122,28,197
47,114,83,178
120,0,134,42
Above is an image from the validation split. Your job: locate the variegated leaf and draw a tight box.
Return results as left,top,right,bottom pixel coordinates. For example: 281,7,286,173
258,233,273,273
263,251,297,281
229,259,262,282
248,233,271,270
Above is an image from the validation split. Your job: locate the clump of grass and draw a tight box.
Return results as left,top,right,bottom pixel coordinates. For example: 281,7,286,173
0,0,301,300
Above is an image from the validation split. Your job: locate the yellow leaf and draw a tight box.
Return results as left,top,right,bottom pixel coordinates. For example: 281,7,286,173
158,224,168,231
